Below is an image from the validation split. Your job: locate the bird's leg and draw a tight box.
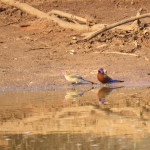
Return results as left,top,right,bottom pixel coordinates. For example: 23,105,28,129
71,82,76,85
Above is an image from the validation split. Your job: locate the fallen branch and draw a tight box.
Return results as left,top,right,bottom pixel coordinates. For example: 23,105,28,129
83,13,150,41
0,0,91,31
130,8,143,30
1,0,150,33
101,51,139,57
48,9,88,24
0,21,19,27
49,14,91,31
0,0,54,19
144,56,150,62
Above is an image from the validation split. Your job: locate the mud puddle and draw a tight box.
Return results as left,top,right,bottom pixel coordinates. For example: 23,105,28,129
0,85,149,150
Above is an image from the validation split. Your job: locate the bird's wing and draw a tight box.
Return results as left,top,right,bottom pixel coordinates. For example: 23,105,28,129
104,74,112,80
104,74,121,82
70,74,83,79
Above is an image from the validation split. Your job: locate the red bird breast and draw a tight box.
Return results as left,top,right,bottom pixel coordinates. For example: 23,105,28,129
97,73,110,83
97,68,124,84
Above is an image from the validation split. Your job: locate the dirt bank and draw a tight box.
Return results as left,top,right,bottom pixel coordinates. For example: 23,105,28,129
0,0,150,89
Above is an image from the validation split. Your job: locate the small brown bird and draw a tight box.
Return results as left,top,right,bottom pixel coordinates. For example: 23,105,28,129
61,70,95,84
97,68,124,84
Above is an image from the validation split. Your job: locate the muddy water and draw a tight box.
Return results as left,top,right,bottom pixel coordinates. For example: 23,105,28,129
0,85,149,150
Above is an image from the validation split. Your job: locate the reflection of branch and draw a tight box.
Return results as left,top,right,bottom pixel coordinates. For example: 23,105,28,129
83,13,150,41
82,86,96,93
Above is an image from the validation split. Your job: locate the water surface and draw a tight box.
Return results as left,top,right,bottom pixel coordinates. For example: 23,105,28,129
0,85,149,150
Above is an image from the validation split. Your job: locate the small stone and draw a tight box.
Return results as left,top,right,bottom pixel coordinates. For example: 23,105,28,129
23,131,30,134
69,49,76,55
71,40,77,44
72,36,77,40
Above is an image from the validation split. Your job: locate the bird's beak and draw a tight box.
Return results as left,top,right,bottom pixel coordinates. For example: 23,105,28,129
61,70,66,75
104,69,107,74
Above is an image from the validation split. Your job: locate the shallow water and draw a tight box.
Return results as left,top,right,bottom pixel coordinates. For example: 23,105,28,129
0,85,149,150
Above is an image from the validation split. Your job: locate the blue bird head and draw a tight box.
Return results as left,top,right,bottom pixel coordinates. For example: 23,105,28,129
98,68,104,74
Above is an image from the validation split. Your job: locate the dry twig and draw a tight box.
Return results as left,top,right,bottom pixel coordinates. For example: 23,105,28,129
83,13,150,41
101,51,139,57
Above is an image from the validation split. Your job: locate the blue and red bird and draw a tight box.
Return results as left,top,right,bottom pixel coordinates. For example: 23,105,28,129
97,68,124,84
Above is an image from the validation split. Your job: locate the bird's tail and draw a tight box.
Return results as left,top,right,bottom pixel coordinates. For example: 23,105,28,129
80,78,96,84
112,79,124,83
82,79,95,84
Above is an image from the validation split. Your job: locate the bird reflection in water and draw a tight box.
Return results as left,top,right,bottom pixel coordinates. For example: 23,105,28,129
65,87,94,101
98,86,123,104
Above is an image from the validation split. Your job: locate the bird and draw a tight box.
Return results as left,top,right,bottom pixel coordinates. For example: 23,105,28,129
64,87,95,101
65,89,84,101
61,70,95,84
98,87,114,104
97,68,124,84
98,86,123,104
